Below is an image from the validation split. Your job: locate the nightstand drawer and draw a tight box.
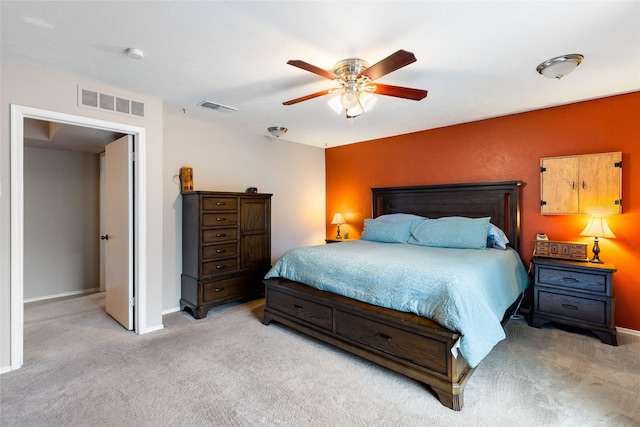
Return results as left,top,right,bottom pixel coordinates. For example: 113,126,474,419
537,266,607,294
536,289,609,326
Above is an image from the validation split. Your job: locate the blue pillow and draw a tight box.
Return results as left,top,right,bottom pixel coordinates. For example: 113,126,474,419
361,218,414,243
409,217,491,249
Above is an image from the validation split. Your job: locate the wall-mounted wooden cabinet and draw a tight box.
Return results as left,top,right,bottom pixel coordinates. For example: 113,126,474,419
540,152,622,215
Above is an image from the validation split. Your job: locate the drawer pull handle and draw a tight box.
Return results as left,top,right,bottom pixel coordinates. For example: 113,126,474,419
562,277,579,282
375,333,392,342
214,287,224,293
561,303,578,310
216,265,225,270
216,217,226,221
292,304,303,310
216,202,226,206
216,249,225,253
215,233,226,237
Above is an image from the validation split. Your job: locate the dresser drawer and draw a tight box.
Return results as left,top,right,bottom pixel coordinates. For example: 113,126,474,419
202,197,237,211
336,311,448,375
203,212,238,227
537,266,607,294
202,258,239,277
267,289,333,331
202,228,238,243
202,242,237,260
202,275,261,303
536,289,608,326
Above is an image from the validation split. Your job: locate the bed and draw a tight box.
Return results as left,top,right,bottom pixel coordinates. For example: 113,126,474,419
262,181,527,410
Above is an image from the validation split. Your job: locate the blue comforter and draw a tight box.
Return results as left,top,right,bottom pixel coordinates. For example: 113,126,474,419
265,240,529,367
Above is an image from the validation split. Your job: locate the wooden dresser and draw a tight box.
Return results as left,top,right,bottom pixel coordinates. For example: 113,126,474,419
181,191,272,319
529,257,617,345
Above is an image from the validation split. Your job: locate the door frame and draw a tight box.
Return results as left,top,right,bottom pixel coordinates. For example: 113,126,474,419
10,104,148,371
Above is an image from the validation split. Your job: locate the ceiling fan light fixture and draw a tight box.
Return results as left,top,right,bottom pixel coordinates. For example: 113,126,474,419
340,91,359,109
267,126,287,138
346,105,363,119
537,54,584,79
360,93,377,111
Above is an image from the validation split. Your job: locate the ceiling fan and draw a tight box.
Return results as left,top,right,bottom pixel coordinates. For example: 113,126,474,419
283,49,428,118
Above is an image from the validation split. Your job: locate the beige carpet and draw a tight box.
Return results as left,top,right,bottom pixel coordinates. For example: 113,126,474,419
1,292,639,426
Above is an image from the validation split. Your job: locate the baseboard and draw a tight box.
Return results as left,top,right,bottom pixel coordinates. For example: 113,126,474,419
617,326,640,338
24,288,100,303
162,306,181,315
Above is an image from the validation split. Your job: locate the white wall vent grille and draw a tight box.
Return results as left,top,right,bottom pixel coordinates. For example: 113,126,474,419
78,86,145,118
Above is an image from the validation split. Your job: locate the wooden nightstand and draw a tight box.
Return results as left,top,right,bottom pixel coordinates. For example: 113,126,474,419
529,257,617,345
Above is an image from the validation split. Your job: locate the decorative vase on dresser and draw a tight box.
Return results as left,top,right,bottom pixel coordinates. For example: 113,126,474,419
181,190,272,319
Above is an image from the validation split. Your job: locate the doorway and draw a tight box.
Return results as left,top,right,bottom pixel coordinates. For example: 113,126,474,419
9,105,149,371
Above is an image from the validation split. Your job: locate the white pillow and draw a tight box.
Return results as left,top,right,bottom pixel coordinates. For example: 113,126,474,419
488,223,509,249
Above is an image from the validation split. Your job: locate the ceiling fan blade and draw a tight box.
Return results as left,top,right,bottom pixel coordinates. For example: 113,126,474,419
372,83,428,101
283,89,333,105
287,60,340,80
359,50,417,81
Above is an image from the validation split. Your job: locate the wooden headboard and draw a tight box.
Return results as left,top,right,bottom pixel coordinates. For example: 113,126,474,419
372,181,522,253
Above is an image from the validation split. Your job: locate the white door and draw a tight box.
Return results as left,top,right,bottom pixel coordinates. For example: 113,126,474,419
104,135,134,330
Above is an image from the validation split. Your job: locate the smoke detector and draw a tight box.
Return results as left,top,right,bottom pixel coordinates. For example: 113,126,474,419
125,48,144,60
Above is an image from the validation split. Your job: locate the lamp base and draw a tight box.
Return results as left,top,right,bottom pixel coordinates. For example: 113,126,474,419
335,224,342,239
589,237,603,263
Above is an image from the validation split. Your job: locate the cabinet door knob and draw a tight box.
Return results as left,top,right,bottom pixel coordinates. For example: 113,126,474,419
100,235,109,240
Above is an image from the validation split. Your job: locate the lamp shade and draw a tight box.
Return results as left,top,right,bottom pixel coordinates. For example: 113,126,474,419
331,212,346,225
580,217,616,239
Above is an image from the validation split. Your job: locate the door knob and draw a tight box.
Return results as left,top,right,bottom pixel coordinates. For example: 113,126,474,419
100,235,109,240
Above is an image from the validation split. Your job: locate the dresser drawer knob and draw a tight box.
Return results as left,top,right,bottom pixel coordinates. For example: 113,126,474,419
562,277,579,282
216,217,226,221
214,287,224,293
216,202,226,206
216,249,225,253
561,303,578,310
292,304,303,310
375,333,392,342
216,265,225,270
215,233,226,237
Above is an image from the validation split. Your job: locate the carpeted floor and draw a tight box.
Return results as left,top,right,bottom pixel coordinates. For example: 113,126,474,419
1,292,639,426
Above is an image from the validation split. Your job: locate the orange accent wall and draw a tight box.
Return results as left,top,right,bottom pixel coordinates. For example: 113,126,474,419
326,92,640,331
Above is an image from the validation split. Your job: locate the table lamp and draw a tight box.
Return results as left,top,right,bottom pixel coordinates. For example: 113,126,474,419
331,212,346,239
580,217,616,263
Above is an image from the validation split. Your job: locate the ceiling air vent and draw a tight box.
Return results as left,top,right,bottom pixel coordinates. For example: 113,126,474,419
199,100,238,113
78,86,145,119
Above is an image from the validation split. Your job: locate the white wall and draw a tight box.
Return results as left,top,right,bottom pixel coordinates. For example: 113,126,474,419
1,60,165,370
1,59,328,370
23,147,100,300
161,112,326,312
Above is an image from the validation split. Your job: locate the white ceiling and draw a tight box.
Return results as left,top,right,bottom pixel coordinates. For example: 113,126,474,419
2,1,639,149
